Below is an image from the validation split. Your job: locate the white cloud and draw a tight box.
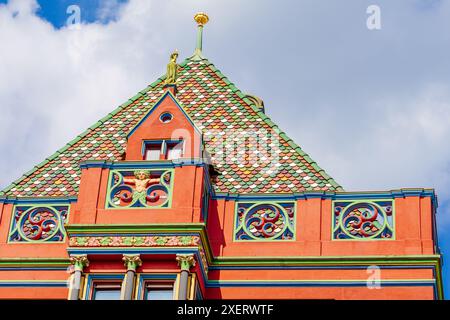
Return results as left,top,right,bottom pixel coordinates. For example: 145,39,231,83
0,0,163,185
0,0,231,187
329,84,450,191
96,0,126,23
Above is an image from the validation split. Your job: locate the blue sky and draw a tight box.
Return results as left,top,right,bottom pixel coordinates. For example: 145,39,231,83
0,0,449,298
0,0,127,26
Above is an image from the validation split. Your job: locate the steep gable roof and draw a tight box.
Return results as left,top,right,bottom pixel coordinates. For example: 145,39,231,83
126,90,202,139
1,57,342,198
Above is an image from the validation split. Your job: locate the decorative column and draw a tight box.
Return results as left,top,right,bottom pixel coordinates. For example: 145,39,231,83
68,255,89,300
176,254,196,300
121,254,142,300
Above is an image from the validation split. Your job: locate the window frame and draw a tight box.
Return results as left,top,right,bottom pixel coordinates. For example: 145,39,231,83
166,141,184,160
92,282,122,300
144,144,163,161
143,281,175,300
135,273,179,300
142,140,184,161
84,274,125,300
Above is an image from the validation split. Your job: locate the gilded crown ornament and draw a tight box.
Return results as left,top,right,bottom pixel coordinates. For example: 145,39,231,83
194,12,209,26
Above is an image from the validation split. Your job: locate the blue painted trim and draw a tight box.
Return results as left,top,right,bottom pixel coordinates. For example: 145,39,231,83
208,265,434,271
67,247,209,284
141,139,166,157
127,91,203,139
138,274,178,280
213,189,437,203
79,159,207,170
200,164,214,221
195,281,203,300
0,264,433,272
136,273,178,299
141,139,186,159
86,274,125,280
78,160,111,169
84,273,125,300
205,280,436,288
0,281,68,287
0,197,77,205
162,141,167,158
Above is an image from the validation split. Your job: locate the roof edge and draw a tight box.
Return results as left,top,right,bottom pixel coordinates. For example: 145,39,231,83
0,63,183,195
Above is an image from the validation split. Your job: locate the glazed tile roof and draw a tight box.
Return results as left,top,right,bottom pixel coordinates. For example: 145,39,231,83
1,56,342,198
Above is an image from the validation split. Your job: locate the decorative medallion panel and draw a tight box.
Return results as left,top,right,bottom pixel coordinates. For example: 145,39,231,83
9,205,69,242
106,169,174,208
333,200,394,240
234,202,296,241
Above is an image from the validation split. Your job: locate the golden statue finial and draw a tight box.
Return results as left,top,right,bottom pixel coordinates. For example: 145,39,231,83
194,12,209,26
165,50,179,85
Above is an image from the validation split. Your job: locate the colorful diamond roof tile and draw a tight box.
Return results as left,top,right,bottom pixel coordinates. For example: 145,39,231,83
1,57,342,197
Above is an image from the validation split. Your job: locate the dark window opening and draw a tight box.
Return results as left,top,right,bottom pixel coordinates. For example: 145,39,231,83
92,282,122,300
144,282,174,300
144,140,183,160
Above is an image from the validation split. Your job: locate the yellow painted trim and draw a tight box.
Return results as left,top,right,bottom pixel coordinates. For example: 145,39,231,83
174,273,180,300
189,273,196,300
66,273,73,300
132,273,137,300
81,275,88,300
134,274,140,300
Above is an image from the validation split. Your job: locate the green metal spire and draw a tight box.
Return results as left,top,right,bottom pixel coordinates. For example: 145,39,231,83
192,12,209,60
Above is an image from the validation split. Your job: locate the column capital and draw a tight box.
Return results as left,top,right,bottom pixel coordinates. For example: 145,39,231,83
69,255,89,272
122,254,142,272
176,254,196,271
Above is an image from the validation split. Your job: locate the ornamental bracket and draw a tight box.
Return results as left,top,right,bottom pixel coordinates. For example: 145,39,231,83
122,254,143,272
69,254,89,272
176,253,196,271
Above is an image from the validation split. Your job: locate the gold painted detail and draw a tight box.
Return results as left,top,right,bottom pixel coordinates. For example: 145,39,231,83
165,50,179,85
194,12,209,26
69,254,89,272
122,254,142,272
176,254,196,271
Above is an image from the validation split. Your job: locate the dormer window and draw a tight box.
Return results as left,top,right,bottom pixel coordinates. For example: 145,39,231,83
145,144,162,160
144,140,184,160
166,142,183,160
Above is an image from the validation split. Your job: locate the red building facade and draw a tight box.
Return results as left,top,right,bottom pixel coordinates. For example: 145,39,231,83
0,13,443,300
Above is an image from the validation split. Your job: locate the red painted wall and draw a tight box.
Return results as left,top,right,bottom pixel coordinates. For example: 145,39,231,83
126,92,201,161
0,90,440,300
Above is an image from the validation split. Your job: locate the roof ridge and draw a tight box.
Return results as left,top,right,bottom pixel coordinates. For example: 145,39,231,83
1,68,175,195
0,57,198,196
2,56,342,197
